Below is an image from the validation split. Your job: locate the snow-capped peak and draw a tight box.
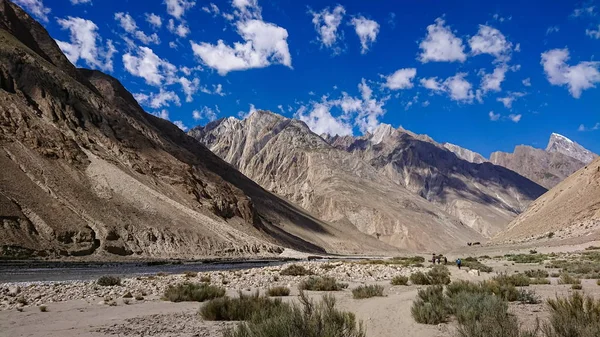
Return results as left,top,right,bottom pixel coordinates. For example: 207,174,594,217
546,133,597,164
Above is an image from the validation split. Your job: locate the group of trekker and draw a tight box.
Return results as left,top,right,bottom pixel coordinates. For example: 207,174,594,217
431,254,463,269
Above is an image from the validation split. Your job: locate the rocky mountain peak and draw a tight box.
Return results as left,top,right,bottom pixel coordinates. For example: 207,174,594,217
546,133,597,164
442,143,487,164
369,123,395,144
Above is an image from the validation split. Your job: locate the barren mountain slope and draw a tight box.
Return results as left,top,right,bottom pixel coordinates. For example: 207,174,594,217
328,125,547,238
0,0,395,258
190,112,483,251
494,157,600,242
443,143,487,164
490,144,587,189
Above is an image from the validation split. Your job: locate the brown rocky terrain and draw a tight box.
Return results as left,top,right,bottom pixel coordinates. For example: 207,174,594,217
0,0,395,259
493,156,600,243
328,125,547,238
190,112,482,251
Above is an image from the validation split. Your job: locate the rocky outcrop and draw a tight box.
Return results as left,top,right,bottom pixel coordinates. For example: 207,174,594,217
0,0,395,259
546,133,597,164
190,112,483,251
328,125,547,238
442,143,487,164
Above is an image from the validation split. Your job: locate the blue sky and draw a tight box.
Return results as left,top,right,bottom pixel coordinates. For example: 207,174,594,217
15,0,600,157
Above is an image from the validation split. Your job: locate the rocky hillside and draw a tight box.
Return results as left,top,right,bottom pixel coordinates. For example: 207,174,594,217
328,125,547,238
494,157,600,243
0,0,395,259
190,112,483,251
490,134,595,189
442,143,487,164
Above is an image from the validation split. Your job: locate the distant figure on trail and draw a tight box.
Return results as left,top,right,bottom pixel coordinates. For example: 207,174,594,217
444,257,448,265
456,258,462,270
436,256,441,264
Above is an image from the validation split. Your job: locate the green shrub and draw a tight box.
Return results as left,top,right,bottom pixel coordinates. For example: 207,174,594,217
480,280,519,302
352,285,384,299
571,284,583,290
551,272,561,278
585,246,600,250
391,275,409,286
163,283,225,302
517,289,541,304
597,279,600,286
199,275,211,283
530,278,551,285
451,292,507,324
542,292,600,337
299,276,347,291
320,264,335,270
411,286,450,324
508,254,548,264
525,269,549,278
390,256,426,266
200,291,286,321
267,286,290,297
280,265,313,276
428,265,451,285
493,273,530,287
446,280,484,298
223,292,365,337
410,272,430,285
39,305,48,312
97,276,121,287
461,257,493,273
558,273,581,285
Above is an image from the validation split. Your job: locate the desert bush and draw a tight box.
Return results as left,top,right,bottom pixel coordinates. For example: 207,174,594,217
39,305,48,312
183,271,197,278
267,286,290,297
163,283,225,302
410,272,430,285
572,284,583,290
223,292,365,337
280,265,313,276
542,292,600,337
446,280,484,298
97,276,121,287
451,291,507,324
200,291,286,321
517,289,541,304
585,246,600,250
123,299,130,305
530,278,551,285
493,273,531,287
390,256,426,266
597,279,600,286
428,265,451,285
558,273,581,285
352,285,384,299
525,270,550,278
135,295,144,301
411,286,450,324
480,280,519,302
16,296,27,305
461,257,493,273
320,263,335,270
508,254,548,264
550,272,561,278
391,275,409,286
199,275,211,283
299,276,347,291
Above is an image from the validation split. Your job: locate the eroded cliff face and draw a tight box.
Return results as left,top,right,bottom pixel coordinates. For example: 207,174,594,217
190,112,484,251
0,0,394,259
327,125,547,238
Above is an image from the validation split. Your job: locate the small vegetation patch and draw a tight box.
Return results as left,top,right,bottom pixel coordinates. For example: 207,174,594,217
38,305,48,312
525,269,549,278
543,292,600,336
507,253,548,264
320,263,335,270
558,273,581,285
411,286,450,324
352,285,384,299
530,278,551,285
460,257,493,273
492,273,531,287
163,283,225,302
199,275,211,283
267,286,290,297
391,275,409,286
200,291,286,321
280,265,313,276
585,246,600,250
410,265,451,285
183,271,197,278
299,276,347,291
517,289,541,304
97,276,121,287
571,284,583,290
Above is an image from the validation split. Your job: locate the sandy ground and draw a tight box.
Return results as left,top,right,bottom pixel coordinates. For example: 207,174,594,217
2,246,600,337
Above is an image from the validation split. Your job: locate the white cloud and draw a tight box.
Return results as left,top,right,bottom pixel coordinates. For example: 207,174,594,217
572,5,596,17
164,0,195,19
522,78,531,86
508,114,522,123
200,83,225,96
191,18,292,75
169,41,178,49
418,18,466,63
145,13,163,29
468,25,513,62
70,0,91,4
541,48,600,98
351,16,380,54
123,46,177,86
296,104,353,136
546,26,560,35
152,109,169,120
56,17,116,71
578,122,600,131
14,0,50,22
497,92,526,108
489,111,500,121
384,68,417,90
202,3,220,16
178,77,199,102
421,73,474,103
167,19,190,37
115,13,160,45
480,65,507,92
238,103,257,119
586,25,600,39
193,106,218,122
388,12,396,29
232,0,262,20
173,120,188,131
137,89,181,109
310,5,345,54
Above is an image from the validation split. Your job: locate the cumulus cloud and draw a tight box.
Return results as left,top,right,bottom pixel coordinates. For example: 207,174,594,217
238,103,257,119
146,13,163,29
475,65,508,101
56,17,116,71
173,120,188,131
178,77,199,102
164,0,195,19
578,122,600,131
384,68,417,90
136,88,181,108
541,48,600,98
546,26,560,35
418,18,466,63
508,114,522,123
167,19,190,37
200,83,225,96
296,104,353,136
497,92,526,108
587,25,600,39
115,12,160,44
572,5,596,17
489,111,500,121
421,73,474,103
469,25,513,62
193,106,218,122
201,3,220,16
123,46,177,85
522,78,531,86
14,0,50,22
351,16,380,54
70,0,91,4
191,5,292,75
310,5,346,54
151,109,169,120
